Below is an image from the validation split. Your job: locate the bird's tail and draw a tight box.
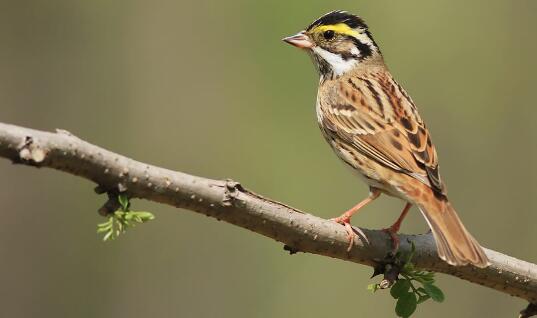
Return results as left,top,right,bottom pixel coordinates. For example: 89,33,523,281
417,198,489,268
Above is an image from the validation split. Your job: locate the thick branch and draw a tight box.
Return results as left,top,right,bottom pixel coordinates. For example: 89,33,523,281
1,122,536,305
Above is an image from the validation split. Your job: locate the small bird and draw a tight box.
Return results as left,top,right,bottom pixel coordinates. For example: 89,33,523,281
283,10,489,267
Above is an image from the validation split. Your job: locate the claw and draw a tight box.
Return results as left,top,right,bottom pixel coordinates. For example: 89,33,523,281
330,216,355,251
343,222,357,251
330,216,368,251
329,189,381,252
351,225,369,244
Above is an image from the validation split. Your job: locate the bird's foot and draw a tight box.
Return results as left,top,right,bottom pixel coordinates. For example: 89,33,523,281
382,225,400,253
381,202,411,253
330,215,367,252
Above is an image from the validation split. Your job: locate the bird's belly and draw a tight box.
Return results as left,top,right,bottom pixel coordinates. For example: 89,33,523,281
316,96,407,200
346,163,407,200
325,135,407,200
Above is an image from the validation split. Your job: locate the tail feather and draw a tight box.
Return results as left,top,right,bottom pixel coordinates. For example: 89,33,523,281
418,200,489,268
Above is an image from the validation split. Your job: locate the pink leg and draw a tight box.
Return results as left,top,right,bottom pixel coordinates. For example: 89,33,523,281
330,189,381,251
383,202,412,251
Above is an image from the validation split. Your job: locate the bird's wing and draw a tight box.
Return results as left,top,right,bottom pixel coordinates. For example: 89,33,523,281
319,72,445,195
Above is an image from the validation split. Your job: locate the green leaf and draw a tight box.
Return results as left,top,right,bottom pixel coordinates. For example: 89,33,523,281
423,284,445,302
421,274,435,283
103,230,113,242
390,279,411,299
415,275,434,285
97,222,111,229
417,294,430,304
97,221,111,228
133,211,155,221
402,262,415,274
395,292,417,318
367,283,379,293
118,194,129,211
97,218,113,233
416,287,427,294
97,200,155,241
421,272,434,279
96,226,110,233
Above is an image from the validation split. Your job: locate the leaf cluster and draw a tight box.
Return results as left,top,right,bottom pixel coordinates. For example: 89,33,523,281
96,194,155,241
367,242,445,318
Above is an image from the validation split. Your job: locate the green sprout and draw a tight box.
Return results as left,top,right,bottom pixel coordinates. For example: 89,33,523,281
97,194,155,241
368,241,445,318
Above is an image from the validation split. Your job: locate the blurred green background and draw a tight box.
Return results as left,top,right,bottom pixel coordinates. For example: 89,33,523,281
0,1,535,317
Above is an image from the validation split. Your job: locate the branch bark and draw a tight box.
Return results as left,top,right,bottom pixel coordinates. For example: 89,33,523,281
1,122,536,307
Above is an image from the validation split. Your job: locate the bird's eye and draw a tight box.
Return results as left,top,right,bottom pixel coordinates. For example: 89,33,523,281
323,30,335,40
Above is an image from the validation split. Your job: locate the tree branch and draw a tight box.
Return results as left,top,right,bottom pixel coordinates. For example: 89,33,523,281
1,122,536,308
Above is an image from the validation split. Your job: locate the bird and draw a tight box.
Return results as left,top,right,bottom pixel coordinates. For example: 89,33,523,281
283,10,489,267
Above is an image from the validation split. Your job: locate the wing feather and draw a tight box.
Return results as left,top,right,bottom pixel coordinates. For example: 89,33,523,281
319,71,446,195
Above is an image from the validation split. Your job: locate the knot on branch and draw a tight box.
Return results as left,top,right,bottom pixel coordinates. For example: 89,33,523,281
97,191,121,216
372,252,403,289
16,136,46,165
95,186,128,216
55,128,74,136
283,244,300,255
222,179,244,207
520,303,537,318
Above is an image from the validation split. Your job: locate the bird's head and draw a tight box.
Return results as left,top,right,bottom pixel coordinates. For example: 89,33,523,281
283,11,382,79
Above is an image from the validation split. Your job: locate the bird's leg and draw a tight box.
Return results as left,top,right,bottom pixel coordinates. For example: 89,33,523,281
382,202,412,252
330,188,381,251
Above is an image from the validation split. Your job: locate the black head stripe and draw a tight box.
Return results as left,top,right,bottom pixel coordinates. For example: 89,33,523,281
307,11,368,31
364,30,381,54
348,36,373,60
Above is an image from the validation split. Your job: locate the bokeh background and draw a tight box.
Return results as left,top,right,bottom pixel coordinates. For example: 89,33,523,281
1,1,536,317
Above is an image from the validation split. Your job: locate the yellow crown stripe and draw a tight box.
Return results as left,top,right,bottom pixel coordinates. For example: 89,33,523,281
313,23,359,37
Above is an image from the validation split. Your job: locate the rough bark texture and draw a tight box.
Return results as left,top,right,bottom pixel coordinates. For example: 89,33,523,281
1,122,536,309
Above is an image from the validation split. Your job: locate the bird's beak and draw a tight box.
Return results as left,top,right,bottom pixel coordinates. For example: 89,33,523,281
283,31,313,49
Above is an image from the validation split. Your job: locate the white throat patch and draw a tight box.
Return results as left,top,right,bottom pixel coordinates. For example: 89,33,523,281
312,46,357,76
